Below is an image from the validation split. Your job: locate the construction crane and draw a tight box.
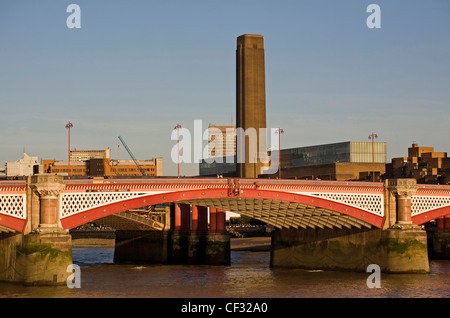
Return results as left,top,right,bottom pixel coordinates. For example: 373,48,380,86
118,136,146,176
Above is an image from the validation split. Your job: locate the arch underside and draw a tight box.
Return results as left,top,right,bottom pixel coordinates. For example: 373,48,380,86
0,214,26,233
94,211,165,231
0,224,21,234
177,197,376,230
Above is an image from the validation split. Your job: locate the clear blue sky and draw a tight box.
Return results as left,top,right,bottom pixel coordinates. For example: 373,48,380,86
1,0,449,176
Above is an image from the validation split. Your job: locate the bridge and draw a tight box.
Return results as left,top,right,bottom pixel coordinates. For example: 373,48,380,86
1,176,449,233
1,174,449,285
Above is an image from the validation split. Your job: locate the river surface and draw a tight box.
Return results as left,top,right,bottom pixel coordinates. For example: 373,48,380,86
0,246,449,299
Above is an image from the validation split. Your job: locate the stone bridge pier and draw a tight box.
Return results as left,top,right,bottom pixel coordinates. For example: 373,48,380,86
113,203,230,265
0,175,72,285
271,179,430,273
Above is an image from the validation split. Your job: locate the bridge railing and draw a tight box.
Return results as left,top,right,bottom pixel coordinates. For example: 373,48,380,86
0,177,385,188
63,177,384,187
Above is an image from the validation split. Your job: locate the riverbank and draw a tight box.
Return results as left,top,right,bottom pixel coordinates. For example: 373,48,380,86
230,237,271,251
71,236,271,251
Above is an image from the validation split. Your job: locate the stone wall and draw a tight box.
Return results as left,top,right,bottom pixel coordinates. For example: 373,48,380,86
271,227,429,273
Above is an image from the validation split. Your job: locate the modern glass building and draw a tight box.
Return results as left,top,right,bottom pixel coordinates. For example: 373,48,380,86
280,141,386,170
199,141,387,180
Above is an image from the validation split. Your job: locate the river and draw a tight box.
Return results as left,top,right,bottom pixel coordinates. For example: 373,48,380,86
0,245,449,299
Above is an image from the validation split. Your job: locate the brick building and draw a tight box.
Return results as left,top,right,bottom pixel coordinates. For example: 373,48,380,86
43,148,163,178
386,144,450,184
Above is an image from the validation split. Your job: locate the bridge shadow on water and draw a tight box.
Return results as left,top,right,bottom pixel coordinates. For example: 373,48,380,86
1,243,449,299
68,244,450,298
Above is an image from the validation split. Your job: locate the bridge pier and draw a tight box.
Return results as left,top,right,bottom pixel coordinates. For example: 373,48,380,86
169,204,230,265
114,204,230,265
0,175,72,285
271,179,430,273
428,216,450,259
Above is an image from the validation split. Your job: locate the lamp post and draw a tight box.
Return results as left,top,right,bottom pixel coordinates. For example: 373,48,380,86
174,123,182,178
65,121,73,180
276,128,284,179
368,132,378,182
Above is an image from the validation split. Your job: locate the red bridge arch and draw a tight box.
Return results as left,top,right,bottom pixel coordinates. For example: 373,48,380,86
60,188,384,230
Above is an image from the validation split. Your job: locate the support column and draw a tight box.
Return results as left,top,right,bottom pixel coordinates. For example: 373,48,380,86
206,207,230,265
387,178,418,227
197,206,208,232
30,175,66,231
191,205,199,232
216,209,226,233
430,216,450,259
437,217,450,232
180,204,191,232
168,204,229,265
209,207,217,232
174,203,181,232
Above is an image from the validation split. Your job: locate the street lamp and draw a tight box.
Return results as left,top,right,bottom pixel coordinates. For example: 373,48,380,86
368,132,378,182
275,128,284,179
65,121,73,179
174,123,182,178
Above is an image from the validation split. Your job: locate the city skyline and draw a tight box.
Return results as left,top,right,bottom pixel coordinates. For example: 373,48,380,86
1,0,449,176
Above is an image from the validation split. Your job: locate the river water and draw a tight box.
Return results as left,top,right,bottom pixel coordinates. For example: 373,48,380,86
0,246,449,299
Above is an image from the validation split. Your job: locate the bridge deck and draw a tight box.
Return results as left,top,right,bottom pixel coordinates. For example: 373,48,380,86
1,178,450,233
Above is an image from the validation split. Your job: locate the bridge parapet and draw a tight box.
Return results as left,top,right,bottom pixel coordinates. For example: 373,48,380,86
412,184,450,225
0,184,27,232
